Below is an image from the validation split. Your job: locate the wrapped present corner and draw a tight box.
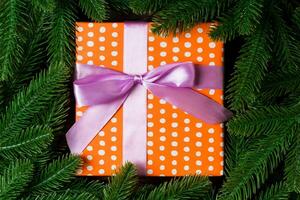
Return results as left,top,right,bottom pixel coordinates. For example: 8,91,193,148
66,22,232,176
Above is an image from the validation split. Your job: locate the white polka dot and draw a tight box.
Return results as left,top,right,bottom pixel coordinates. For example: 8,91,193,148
209,138,215,143
147,122,154,127
196,170,202,175
148,131,153,137
197,27,203,33
99,159,105,165
148,93,154,99
172,105,177,109
171,132,178,137
159,145,165,151
87,60,93,65
196,141,202,147
184,42,191,48
171,169,177,175
160,109,166,114
112,23,118,28
77,169,83,174
148,56,154,61
99,55,105,61
87,146,93,151
77,111,83,117
112,32,118,38
111,155,117,161
111,117,117,123
77,55,83,61
209,89,215,95
111,51,118,56
160,136,166,141
220,151,224,157
159,127,166,133
160,41,167,48
172,113,178,118
160,61,166,65
209,42,216,48
220,161,224,166
88,23,94,28
98,169,105,174
196,151,201,157
184,156,190,161
172,122,178,128
185,33,191,38
87,51,93,57
87,165,93,171
111,146,117,151
184,118,190,124
99,26,106,33
77,46,83,51
111,60,118,66
209,53,215,58
197,37,203,43
149,36,155,42
99,140,105,146
208,166,214,171
196,160,202,166
184,137,190,142
171,150,178,156
111,136,117,142
184,165,189,171
99,46,105,51
172,160,177,165
77,26,84,32
87,32,94,37
147,169,153,174
172,56,179,61
147,141,154,146
111,41,118,47
172,47,180,53
171,141,178,147
111,165,117,170
184,127,190,132
111,127,117,132
197,56,203,62
147,149,153,155
148,46,154,51
196,123,203,128
172,37,179,43
148,160,153,165
159,155,165,161
196,132,202,138
98,37,105,42
98,150,105,156
220,142,224,147
98,131,105,136
197,47,203,53
208,147,214,152
220,132,224,137
148,65,154,70
87,155,93,160
147,113,153,118
184,147,190,152
160,118,166,123
209,62,215,66
220,170,224,175
208,128,215,134
184,52,191,57
208,156,214,161
77,36,83,42
160,165,165,170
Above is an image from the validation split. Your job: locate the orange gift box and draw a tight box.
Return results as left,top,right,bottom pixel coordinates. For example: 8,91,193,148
75,22,224,176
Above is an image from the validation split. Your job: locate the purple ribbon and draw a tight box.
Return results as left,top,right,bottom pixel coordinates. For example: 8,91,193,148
66,62,232,159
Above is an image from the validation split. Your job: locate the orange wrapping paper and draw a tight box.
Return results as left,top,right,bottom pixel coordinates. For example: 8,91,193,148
75,22,224,176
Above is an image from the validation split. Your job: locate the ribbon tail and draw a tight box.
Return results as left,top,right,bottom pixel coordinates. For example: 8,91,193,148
66,97,127,154
145,83,232,124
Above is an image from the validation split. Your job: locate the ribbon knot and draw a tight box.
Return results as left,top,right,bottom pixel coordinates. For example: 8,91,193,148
67,62,232,155
133,74,143,84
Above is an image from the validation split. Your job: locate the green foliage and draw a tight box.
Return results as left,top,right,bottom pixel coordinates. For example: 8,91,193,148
257,182,289,200
103,162,138,200
144,176,211,200
0,125,53,160
24,190,98,200
78,0,107,21
31,0,55,12
129,0,171,15
0,159,34,200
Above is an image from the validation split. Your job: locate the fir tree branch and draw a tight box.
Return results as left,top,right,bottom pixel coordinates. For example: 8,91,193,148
103,162,138,200
256,182,289,200
0,159,34,200
30,155,81,194
0,125,53,160
144,176,211,200
24,190,98,200
129,0,171,15
64,179,104,199
217,132,292,200
31,0,55,13
228,105,299,137
227,19,272,111
78,0,107,21
47,0,76,68
0,0,29,80
284,127,300,193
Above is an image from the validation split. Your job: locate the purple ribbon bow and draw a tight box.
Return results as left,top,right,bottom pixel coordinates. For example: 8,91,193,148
66,62,232,155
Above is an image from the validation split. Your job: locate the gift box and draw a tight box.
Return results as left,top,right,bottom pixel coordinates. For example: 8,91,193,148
67,22,230,176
